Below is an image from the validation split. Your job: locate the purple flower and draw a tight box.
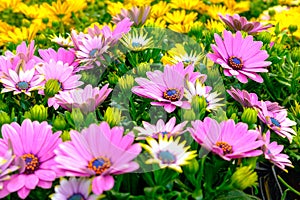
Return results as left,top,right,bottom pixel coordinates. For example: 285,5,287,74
219,14,272,35
54,122,142,195
207,30,272,83
134,117,188,140
188,117,263,161
112,6,151,26
258,101,296,142
261,130,293,172
227,87,259,108
132,66,191,113
50,177,97,200
0,119,62,199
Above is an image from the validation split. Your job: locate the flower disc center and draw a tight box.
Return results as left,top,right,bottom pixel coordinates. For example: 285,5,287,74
21,153,40,174
270,117,281,127
16,81,30,90
163,88,181,101
228,56,243,70
157,150,176,164
216,141,233,155
88,156,111,175
67,193,85,200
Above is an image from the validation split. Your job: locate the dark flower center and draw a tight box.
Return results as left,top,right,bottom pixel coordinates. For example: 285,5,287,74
132,42,143,47
67,193,85,200
270,117,281,127
88,157,111,175
89,49,98,57
21,153,40,174
16,81,30,90
157,150,176,164
216,141,233,155
163,88,181,101
228,56,243,70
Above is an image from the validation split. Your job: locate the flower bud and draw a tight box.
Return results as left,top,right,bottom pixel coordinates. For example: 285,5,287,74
257,32,272,44
71,108,84,126
0,111,11,126
61,130,71,141
231,166,258,190
183,109,196,121
183,158,199,175
28,105,48,122
191,95,207,112
290,101,300,119
226,105,238,118
288,25,298,34
80,71,98,86
104,107,122,127
44,79,61,97
53,115,67,130
241,108,258,126
118,74,135,93
108,72,119,85
291,48,300,63
136,62,151,77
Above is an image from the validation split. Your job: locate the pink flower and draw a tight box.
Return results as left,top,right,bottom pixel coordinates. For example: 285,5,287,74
54,122,142,195
0,119,62,199
134,117,188,140
258,101,296,142
207,30,272,83
188,117,263,161
166,62,203,83
48,84,112,113
227,87,259,108
132,66,191,113
112,6,151,26
219,14,272,35
261,130,293,172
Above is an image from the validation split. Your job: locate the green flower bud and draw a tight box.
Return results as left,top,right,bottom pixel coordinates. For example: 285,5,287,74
290,101,300,119
52,21,60,28
257,32,272,44
268,9,276,17
291,48,300,63
28,105,48,122
53,115,67,130
71,108,84,126
42,18,49,24
183,109,196,121
80,71,98,86
241,108,258,126
104,107,122,127
0,111,11,126
226,105,238,118
231,166,258,190
118,74,135,93
45,79,61,97
183,158,199,175
288,25,298,34
191,95,207,112
61,130,71,141
108,72,119,85
136,62,151,77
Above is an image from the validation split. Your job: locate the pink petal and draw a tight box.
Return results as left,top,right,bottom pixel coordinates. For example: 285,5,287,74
92,175,114,195
7,175,25,192
17,187,31,199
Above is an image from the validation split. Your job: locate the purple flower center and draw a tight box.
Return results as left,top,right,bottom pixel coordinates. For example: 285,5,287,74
157,150,176,164
228,56,243,70
67,194,85,200
21,153,40,174
89,49,98,57
270,117,281,127
88,157,111,175
163,88,181,101
16,81,30,90
216,141,233,155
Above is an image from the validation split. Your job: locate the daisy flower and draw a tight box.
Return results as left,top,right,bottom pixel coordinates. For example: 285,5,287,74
112,6,151,26
50,177,97,200
0,119,62,199
219,14,272,35
131,66,190,113
49,34,73,47
134,117,188,140
258,101,296,142
120,29,154,51
48,84,112,114
166,61,203,83
140,135,197,173
261,130,293,172
54,122,142,195
0,68,44,96
207,30,272,83
185,79,224,112
227,87,259,108
188,117,263,161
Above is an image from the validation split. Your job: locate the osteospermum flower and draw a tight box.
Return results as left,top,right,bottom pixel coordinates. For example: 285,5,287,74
0,68,44,96
185,79,224,112
219,14,272,34
207,30,272,83
261,130,293,172
0,119,62,199
140,135,197,173
50,177,97,200
112,6,151,26
48,84,112,114
54,122,142,195
134,117,188,140
188,117,263,161
120,29,154,51
258,101,296,142
131,66,190,113
227,87,259,108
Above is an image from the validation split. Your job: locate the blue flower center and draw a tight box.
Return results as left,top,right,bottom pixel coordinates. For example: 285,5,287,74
132,42,142,47
163,88,181,101
16,81,30,90
89,49,98,57
228,56,243,70
270,117,281,127
67,194,85,200
161,131,169,135
21,153,39,174
157,150,176,164
88,157,111,175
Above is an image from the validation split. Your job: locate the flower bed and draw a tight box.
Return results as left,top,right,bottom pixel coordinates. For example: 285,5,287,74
0,0,299,199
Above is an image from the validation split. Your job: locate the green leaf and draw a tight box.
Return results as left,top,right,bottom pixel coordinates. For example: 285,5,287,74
215,190,261,200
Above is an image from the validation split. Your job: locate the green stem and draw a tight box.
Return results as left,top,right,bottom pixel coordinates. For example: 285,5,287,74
277,175,300,196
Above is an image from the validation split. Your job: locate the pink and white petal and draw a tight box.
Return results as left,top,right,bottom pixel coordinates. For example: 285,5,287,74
35,169,56,181
17,187,31,199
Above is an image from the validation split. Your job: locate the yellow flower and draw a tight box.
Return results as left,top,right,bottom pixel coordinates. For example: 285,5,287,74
17,3,42,19
145,17,167,28
124,0,153,6
168,22,194,33
0,20,14,34
0,24,39,44
0,0,22,12
206,4,234,20
206,19,225,32
120,29,154,51
49,34,73,47
224,0,250,13
279,0,300,5
150,1,170,18
169,0,207,11
165,10,198,25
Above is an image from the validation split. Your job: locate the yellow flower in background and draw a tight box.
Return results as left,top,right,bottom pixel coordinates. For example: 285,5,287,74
17,3,41,19
145,17,167,28
169,0,207,11
168,22,194,33
206,19,225,32
279,0,300,5
106,1,130,16
165,10,198,25
84,22,114,33
206,4,234,20
0,20,14,33
0,0,21,12
124,0,153,7
224,0,250,13
259,5,289,21
150,1,170,18
0,24,39,44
